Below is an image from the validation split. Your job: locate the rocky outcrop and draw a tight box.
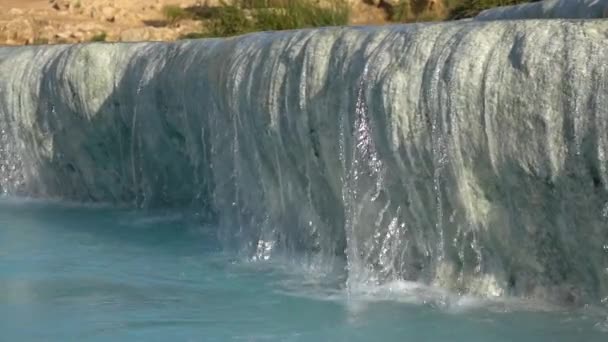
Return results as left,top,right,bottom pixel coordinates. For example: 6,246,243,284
0,0,203,45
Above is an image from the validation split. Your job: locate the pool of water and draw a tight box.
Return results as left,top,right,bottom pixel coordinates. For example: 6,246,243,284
1,197,607,341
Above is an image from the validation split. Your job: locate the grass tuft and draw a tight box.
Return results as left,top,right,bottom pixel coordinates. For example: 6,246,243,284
163,5,189,23
388,0,444,23
90,32,107,42
445,0,537,19
253,0,349,31
205,1,255,37
32,37,49,45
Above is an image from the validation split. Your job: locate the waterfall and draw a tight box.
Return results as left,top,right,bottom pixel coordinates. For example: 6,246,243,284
1,17,607,305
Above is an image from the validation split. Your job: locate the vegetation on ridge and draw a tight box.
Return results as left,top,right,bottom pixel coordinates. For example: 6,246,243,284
162,5,191,24
173,0,537,39
445,0,539,20
176,0,350,38
0,0,545,45
90,32,107,42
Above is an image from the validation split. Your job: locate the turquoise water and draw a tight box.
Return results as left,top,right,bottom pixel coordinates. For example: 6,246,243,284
1,198,606,341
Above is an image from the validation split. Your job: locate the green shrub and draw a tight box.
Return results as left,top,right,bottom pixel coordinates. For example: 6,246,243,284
413,9,444,22
179,32,210,39
254,0,349,31
388,0,445,23
205,2,254,37
390,1,411,22
32,38,49,45
446,0,536,19
163,5,188,23
90,32,107,42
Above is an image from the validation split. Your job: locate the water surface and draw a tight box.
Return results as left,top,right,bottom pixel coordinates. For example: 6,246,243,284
1,198,606,341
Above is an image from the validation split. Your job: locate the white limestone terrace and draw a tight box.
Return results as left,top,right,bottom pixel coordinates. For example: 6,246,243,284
476,0,608,20
0,1,607,305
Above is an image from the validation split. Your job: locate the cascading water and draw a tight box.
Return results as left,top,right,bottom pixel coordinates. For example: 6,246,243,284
1,10,607,308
